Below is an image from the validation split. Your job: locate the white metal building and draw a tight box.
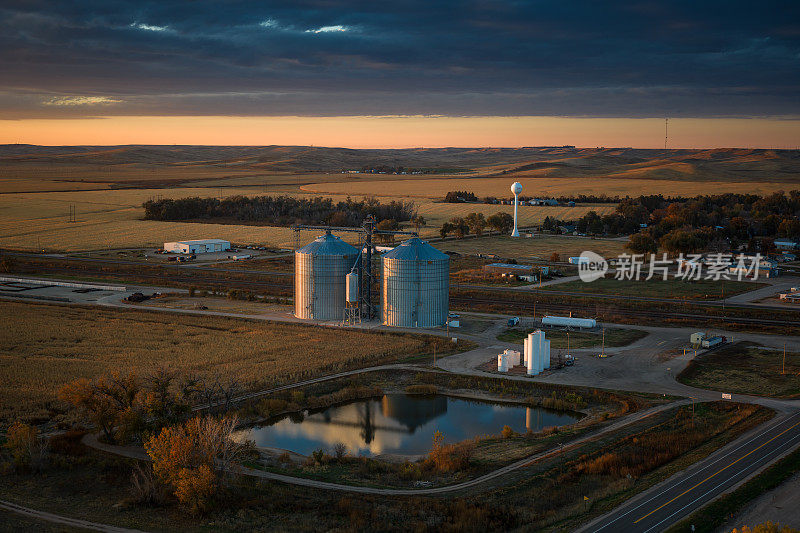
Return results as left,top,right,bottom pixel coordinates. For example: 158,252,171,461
163,239,230,254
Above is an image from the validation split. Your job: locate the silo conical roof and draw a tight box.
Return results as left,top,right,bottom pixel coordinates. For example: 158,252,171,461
297,232,358,256
382,237,448,261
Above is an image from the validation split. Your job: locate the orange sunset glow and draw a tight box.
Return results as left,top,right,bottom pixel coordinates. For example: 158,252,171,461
2,116,799,148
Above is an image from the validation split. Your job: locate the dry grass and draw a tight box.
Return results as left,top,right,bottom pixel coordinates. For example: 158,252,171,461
679,343,800,398
301,176,794,200
415,202,616,229
0,182,612,251
0,186,363,251
2,145,796,252
0,300,445,425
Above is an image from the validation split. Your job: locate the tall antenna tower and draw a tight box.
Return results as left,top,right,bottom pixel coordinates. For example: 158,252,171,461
664,117,669,150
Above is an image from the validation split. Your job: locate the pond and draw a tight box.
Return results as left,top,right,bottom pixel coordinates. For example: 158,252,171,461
236,393,581,457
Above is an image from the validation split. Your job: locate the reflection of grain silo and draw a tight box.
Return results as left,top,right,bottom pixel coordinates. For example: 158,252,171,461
381,394,448,430
381,238,449,328
294,231,359,320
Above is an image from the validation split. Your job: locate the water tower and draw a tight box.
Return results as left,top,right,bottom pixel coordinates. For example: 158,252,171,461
510,182,522,237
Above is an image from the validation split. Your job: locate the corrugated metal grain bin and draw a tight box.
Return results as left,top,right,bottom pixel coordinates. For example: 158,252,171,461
381,238,449,328
295,232,359,320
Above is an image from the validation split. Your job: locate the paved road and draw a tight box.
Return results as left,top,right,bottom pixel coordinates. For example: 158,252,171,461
581,410,800,533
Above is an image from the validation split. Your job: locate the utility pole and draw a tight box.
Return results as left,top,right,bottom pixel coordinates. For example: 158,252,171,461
783,342,786,375
664,117,669,150
601,323,605,357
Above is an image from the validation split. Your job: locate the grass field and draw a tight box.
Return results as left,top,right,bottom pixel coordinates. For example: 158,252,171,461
415,202,616,229
541,277,767,300
0,300,451,425
678,342,800,398
497,327,648,349
440,235,629,260
0,182,616,252
302,176,794,200
2,145,798,253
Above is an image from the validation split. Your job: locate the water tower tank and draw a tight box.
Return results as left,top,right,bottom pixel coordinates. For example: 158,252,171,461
381,238,449,328
295,232,359,320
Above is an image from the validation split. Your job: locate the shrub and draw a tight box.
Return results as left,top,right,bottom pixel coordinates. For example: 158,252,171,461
175,464,216,514
129,463,166,505
332,442,348,461
501,425,514,439
4,421,48,472
144,415,246,512
733,523,799,533
426,431,474,472
49,429,86,457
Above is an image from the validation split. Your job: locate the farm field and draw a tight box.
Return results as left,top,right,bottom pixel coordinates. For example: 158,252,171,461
540,277,767,300
2,144,799,253
0,186,374,251
415,202,615,229
678,343,800,398
302,176,794,200
0,300,449,425
440,235,629,260
0,184,613,252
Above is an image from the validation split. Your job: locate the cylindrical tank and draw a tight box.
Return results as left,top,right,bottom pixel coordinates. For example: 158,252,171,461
381,238,449,328
345,272,359,303
541,315,597,329
294,232,359,320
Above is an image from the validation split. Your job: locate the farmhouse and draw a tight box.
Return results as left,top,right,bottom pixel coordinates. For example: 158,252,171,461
163,239,231,254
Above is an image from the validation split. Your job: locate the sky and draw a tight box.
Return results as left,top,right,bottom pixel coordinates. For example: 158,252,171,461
1,1,799,147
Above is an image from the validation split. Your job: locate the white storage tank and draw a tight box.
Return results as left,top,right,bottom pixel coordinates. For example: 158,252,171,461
381,238,449,328
498,353,509,372
527,331,541,376
543,339,551,370
295,232,359,320
541,315,597,329
346,272,359,303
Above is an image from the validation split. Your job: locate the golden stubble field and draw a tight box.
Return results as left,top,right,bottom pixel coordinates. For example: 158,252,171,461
0,182,616,251
0,300,442,425
0,161,794,252
301,176,795,199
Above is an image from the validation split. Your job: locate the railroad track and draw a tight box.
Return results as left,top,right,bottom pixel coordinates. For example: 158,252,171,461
450,296,800,327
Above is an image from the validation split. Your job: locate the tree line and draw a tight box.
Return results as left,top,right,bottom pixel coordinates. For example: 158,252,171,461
440,212,513,238
567,191,800,254
142,195,417,227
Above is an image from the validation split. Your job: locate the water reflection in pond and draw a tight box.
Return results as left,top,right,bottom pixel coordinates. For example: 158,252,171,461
237,393,581,456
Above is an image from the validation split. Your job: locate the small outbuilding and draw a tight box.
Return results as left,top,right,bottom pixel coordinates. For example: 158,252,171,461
164,239,230,254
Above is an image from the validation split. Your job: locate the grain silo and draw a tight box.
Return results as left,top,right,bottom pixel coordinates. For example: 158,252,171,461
295,231,359,321
381,238,449,328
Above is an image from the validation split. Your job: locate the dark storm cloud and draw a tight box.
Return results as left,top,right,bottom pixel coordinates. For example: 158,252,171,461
1,0,798,118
